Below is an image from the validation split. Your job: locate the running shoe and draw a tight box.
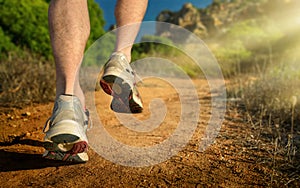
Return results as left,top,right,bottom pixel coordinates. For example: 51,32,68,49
42,95,90,162
100,52,143,113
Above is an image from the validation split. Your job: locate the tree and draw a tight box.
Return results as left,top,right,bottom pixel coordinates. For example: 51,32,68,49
0,27,15,56
87,0,106,48
0,0,50,57
0,0,105,58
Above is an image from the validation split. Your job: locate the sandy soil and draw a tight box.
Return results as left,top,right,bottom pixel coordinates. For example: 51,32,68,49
0,79,294,187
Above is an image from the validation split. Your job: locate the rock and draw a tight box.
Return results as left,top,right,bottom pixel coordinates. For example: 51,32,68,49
11,124,17,128
156,3,208,40
156,0,272,39
22,112,31,117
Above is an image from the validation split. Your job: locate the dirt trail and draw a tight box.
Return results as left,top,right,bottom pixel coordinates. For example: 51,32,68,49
0,79,283,187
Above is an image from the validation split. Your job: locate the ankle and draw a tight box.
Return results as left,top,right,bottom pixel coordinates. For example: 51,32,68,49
113,50,131,63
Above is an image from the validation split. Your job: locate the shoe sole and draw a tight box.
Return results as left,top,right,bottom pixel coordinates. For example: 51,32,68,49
43,139,88,162
100,75,143,113
43,120,89,162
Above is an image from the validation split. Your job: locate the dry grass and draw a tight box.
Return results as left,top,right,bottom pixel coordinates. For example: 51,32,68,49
227,66,300,186
0,51,55,107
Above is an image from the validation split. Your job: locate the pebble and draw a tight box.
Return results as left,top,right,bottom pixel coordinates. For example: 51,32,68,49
22,112,31,117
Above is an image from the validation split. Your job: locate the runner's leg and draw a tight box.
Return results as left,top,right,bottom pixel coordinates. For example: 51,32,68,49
114,0,148,62
48,0,90,107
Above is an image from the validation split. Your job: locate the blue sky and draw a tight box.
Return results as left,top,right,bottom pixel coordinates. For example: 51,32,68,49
95,0,212,30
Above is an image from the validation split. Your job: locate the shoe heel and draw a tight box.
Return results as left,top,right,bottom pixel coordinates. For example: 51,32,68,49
100,79,113,95
45,120,87,143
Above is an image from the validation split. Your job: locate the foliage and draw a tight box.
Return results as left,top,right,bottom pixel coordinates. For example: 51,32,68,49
227,19,282,51
215,40,252,77
0,27,16,57
0,0,50,57
83,32,116,66
86,0,106,48
213,18,283,77
0,0,105,59
0,0,106,106
227,20,266,49
132,35,178,61
131,35,204,78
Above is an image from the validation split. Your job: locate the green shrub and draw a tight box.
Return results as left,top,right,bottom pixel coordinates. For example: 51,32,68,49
83,32,116,66
86,0,106,48
0,27,16,56
213,18,282,77
0,0,105,59
132,35,176,60
214,40,252,77
131,35,203,78
0,0,51,57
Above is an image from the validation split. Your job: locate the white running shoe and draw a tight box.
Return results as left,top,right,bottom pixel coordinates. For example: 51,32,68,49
100,52,143,113
42,95,90,162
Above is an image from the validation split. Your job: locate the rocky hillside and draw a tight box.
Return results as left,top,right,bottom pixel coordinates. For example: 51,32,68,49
156,0,298,39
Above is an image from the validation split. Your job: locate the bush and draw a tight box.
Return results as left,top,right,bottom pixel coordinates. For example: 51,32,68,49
0,0,105,59
213,18,283,77
131,35,203,78
214,40,252,77
83,32,116,66
132,35,176,60
86,0,106,48
0,0,51,58
0,27,16,56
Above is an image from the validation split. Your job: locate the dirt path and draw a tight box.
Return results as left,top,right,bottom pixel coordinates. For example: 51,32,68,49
0,79,287,187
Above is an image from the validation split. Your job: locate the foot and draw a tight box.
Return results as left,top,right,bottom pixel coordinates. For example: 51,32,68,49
100,52,143,113
42,95,90,162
